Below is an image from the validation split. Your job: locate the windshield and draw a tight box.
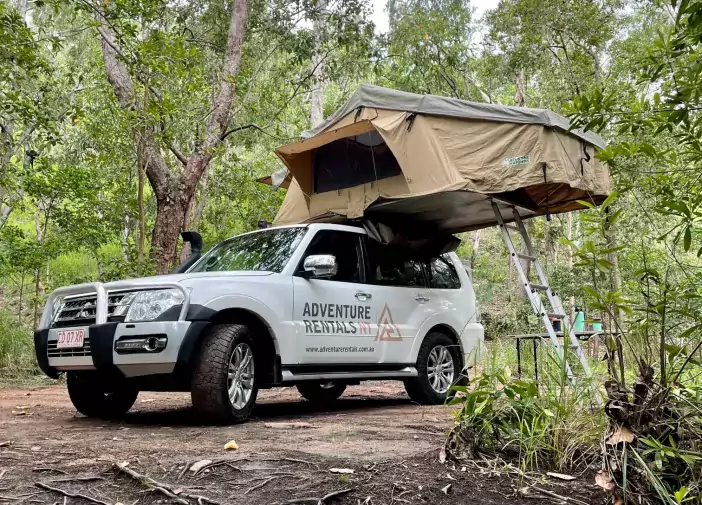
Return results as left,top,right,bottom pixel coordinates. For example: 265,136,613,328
189,227,307,273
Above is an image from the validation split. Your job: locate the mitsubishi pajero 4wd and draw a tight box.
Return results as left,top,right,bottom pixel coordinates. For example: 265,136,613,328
34,223,483,423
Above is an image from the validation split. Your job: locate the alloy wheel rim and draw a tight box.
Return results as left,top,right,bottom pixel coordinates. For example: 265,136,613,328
427,345,455,394
227,343,255,410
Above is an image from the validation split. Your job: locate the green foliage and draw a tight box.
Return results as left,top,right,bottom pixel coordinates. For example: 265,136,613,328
449,340,604,471
0,307,36,379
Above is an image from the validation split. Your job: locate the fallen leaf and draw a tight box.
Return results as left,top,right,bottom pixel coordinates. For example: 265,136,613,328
607,426,635,445
173,489,183,495
460,466,467,472
438,447,447,464
190,460,212,473
595,470,616,491
329,468,354,474
224,440,238,451
446,473,456,481
15,405,29,409
11,410,31,416
0,441,11,447
441,484,452,495
546,472,576,481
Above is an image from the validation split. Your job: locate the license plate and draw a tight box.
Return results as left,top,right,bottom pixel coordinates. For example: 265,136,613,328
56,328,86,349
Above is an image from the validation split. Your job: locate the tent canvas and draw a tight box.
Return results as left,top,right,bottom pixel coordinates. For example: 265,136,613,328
273,85,610,234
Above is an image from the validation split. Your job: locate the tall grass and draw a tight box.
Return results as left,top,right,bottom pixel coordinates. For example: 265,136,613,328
451,337,606,472
0,308,38,381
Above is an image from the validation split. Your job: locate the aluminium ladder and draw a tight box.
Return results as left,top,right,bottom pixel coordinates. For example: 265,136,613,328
492,201,591,380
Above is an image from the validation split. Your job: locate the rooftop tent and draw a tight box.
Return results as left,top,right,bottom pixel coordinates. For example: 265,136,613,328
273,84,610,235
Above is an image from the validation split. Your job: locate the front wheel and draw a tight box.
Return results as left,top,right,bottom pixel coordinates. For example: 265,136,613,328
297,381,346,403
404,332,462,405
191,324,259,424
67,372,138,419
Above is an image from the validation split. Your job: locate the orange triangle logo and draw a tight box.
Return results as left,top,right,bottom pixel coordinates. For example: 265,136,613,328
375,303,402,341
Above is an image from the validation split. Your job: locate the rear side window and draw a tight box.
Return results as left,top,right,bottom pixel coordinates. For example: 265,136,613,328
366,240,427,287
428,256,461,289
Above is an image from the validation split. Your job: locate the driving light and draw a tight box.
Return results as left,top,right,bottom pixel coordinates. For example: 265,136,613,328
124,289,184,322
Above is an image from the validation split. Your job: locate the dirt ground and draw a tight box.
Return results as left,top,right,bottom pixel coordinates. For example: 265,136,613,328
0,381,604,504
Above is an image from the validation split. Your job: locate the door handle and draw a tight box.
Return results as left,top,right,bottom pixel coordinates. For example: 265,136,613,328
355,292,372,301
414,294,431,303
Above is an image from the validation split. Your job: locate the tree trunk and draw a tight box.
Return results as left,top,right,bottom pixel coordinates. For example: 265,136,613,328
567,212,575,320
514,68,525,107
469,230,480,272
151,194,187,274
309,0,327,128
97,0,249,274
137,162,145,263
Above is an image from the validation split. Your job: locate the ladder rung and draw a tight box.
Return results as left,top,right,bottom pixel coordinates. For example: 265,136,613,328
547,313,566,319
517,252,537,261
530,283,549,292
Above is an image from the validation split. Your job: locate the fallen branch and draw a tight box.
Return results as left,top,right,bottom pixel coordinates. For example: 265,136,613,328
49,476,104,484
177,461,191,482
114,463,223,505
114,463,188,505
243,476,279,495
194,459,244,476
32,468,67,475
35,483,111,505
531,486,591,505
284,488,354,505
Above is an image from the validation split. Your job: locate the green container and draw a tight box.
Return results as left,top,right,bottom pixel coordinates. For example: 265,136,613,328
593,319,603,331
574,311,585,332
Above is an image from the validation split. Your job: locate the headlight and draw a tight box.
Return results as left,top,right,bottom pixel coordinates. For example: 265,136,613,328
125,289,184,322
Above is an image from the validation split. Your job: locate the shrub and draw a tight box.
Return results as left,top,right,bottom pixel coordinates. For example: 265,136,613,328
0,308,37,380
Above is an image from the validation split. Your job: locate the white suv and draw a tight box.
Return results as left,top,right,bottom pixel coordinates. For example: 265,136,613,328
34,224,483,423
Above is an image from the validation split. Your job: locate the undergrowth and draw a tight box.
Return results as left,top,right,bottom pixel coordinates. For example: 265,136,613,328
0,308,39,381
449,339,605,473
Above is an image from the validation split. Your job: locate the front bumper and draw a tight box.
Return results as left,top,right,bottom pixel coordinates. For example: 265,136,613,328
35,321,197,378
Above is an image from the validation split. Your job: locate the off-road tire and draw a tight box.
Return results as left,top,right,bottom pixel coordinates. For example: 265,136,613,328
296,382,346,403
191,324,258,424
404,332,462,405
66,372,138,419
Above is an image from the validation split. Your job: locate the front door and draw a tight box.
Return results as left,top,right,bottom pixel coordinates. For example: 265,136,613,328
292,229,381,364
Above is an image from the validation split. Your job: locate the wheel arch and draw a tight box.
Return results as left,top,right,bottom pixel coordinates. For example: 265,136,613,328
410,321,465,368
177,304,282,388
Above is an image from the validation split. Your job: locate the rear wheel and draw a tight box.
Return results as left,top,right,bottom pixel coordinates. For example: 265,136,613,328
66,372,138,419
297,381,346,403
404,332,462,405
191,324,259,424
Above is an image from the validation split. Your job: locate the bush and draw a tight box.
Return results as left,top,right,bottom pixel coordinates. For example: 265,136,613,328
448,341,604,472
0,308,37,380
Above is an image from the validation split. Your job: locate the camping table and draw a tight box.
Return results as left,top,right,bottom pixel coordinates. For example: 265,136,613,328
510,331,604,380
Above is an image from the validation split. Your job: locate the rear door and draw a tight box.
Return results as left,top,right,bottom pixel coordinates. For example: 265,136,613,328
363,238,432,364
292,229,381,364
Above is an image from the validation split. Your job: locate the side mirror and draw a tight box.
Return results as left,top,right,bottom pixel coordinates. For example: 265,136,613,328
303,254,338,279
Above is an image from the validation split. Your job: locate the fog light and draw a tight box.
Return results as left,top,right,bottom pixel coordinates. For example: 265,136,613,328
115,336,167,353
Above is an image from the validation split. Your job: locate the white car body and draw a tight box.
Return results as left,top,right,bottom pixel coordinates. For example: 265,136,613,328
35,223,483,412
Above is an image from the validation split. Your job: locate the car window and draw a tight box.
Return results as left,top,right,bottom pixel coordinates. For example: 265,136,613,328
299,230,362,283
366,240,427,287
428,255,461,289
189,228,306,273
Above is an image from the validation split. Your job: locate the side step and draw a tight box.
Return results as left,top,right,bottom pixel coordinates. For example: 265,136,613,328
281,367,418,382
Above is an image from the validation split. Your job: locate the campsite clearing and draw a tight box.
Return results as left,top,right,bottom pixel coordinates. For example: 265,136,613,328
0,382,604,504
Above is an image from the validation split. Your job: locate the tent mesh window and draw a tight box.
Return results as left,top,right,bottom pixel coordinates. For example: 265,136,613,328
313,131,402,193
